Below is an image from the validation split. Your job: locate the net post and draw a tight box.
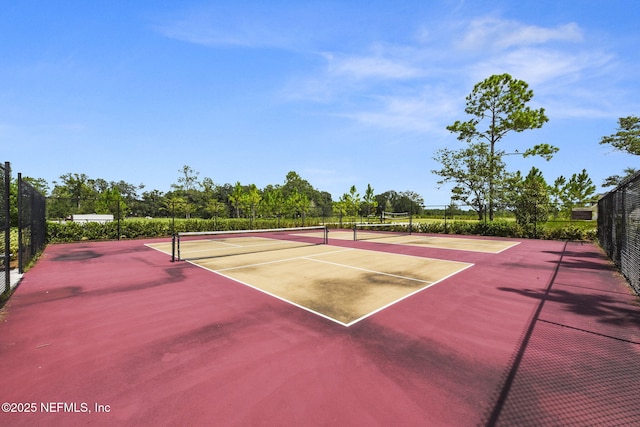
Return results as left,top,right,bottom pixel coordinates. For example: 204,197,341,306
409,214,413,235
177,233,181,261
324,226,329,244
353,224,357,241
171,234,176,262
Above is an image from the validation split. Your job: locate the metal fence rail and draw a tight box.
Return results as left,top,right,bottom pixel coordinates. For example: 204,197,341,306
18,173,47,273
598,171,640,295
1,162,10,296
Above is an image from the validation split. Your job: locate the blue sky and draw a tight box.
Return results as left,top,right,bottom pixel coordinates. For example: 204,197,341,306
1,0,638,205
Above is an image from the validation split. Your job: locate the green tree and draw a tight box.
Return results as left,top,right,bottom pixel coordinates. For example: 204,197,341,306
602,167,639,188
333,197,349,223
281,171,329,217
170,165,201,218
286,190,311,225
600,116,640,155
344,185,360,220
375,191,398,217
214,183,235,216
282,171,311,197
138,190,165,218
261,186,285,221
165,195,190,219
508,167,550,235
188,177,218,218
446,73,553,220
201,177,216,195
206,198,228,221
228,182,245,218
53,173,97,211
95,188,128,218
172,165,200,192
559,169,597,216
22,177,49,196
110,180,143,216
549,176,567,218
361,184,378,221
433,142,501,220
396,191,424,216
317,191,333,219
244,184,262,225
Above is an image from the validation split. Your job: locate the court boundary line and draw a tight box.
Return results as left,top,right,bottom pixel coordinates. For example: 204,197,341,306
187,259,353,327
302,256,434,285
215,248,354,272
355,233,521,254
180,244,474,327
179,238,308,257
344,262,475,326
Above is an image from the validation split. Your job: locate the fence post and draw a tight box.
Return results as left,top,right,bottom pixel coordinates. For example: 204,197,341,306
117,194,121,240
444,204,448,234
2,162,11,296
17,173,23,273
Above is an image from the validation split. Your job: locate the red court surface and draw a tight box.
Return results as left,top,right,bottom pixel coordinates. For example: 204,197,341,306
1,235,639,426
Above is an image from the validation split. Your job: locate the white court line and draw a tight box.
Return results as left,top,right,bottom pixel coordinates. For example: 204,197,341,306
343,262,475,327
173,243,475,328
208,267,353,327
205,240,243,248
180,238,312,257
215,248,355,272
301,256,433,285
385,236,521,253
490,241,521,253
180,236,276,250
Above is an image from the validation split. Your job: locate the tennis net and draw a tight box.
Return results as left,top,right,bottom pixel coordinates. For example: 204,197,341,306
353,222,412,241
382,211,410,221
174,226,328,262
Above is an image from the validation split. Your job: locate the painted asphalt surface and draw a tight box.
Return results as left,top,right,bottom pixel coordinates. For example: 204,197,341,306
0,236,639,426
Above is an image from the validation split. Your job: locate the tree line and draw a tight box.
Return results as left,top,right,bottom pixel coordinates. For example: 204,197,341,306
20,169,424,223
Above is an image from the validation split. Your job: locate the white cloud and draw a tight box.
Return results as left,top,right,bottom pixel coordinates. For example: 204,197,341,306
324,53,424,80
280,13,625,129
333,88,460,134
153,5,303,49
470,47,613,86
156,18,286,49
457,17,583,51
301,167,359,192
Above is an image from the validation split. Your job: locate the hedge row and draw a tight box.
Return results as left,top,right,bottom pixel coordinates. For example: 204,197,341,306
351,220,597,241
45,218,597,244
46,218,319,243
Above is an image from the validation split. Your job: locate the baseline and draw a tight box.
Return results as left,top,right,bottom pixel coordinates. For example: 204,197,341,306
195,245,473,326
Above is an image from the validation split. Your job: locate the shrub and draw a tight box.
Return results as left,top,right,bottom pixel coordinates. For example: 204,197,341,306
46,217,324,243
45,217,597,243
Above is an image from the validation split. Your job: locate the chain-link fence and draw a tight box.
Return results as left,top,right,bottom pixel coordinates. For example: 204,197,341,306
598,171,640,295
1,162,10,296
18,173,47,273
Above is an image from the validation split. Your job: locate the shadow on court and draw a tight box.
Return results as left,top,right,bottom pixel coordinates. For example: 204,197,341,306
486,242,640,426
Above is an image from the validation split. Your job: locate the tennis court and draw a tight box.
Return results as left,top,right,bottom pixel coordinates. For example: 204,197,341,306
147,229,473,325
1,231,639,426
325,229,520,253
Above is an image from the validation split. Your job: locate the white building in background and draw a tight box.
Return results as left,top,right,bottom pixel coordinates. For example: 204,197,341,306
69,214,114,224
